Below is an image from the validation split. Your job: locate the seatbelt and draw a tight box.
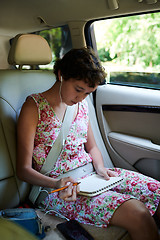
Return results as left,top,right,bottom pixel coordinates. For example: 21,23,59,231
40,105,75,175
29,105,75,204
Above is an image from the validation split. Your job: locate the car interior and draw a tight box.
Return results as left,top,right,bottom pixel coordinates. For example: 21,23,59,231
0,0,160,239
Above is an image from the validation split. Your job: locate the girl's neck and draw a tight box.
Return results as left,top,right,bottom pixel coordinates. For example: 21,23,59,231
42,81,66,108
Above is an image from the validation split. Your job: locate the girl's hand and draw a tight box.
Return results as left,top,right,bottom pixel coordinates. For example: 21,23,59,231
96,167,118,180
55,176,80,201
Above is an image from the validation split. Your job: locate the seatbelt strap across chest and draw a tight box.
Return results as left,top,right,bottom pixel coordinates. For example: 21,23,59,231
40,105,75,175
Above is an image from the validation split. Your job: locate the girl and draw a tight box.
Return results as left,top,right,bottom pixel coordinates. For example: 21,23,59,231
17,47,160,240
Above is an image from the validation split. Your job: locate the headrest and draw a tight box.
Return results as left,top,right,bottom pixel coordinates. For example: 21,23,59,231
8,34,52,66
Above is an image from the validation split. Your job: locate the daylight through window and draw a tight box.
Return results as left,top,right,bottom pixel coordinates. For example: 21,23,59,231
94,12,160,89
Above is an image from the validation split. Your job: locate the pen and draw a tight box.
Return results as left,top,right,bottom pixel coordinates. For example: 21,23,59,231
49,182,81,194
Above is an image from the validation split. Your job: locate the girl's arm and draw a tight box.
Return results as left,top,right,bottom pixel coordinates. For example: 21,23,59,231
16,98,76,192
85,121,117,180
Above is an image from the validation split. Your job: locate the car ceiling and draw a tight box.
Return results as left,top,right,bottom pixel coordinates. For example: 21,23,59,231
0,0,160,37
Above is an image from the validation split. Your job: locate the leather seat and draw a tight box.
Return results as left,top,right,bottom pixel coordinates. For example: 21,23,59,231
0,34,130,240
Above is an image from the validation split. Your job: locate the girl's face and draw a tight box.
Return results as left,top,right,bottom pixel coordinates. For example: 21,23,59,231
60,78,98,106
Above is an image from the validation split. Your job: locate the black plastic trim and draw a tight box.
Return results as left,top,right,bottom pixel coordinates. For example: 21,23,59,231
102,105,160,114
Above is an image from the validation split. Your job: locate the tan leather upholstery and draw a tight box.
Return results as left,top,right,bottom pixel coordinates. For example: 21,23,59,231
0,70,55,208
8,34,52,66
0,34,54,208
0,34,130,239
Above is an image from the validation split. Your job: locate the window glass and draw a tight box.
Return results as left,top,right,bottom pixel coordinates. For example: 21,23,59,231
38,25,72,69
93,12,160,89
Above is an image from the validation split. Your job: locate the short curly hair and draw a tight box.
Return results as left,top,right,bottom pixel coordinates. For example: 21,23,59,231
53,47,106,88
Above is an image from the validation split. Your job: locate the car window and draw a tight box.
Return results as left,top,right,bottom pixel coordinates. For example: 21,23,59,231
38,25,72,70
93,12,160,89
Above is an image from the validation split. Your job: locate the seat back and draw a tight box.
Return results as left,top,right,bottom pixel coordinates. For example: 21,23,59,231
0,34,113,209
0,70,56,209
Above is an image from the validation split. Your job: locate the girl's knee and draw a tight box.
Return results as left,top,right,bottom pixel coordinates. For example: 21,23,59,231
132,205,151,227
111,199,152,229
111,200,159,240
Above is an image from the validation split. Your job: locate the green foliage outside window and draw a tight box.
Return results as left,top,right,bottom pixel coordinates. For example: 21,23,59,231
38,25,72,70
95,12,160,69
40,28,62,60
94,12,160,89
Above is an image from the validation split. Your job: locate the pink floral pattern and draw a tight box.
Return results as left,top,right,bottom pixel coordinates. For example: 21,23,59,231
31,93,160,228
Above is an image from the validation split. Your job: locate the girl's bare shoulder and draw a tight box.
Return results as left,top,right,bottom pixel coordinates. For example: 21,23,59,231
19,96,38,123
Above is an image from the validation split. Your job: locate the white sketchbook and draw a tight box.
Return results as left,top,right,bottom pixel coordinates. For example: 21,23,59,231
79,173,123,197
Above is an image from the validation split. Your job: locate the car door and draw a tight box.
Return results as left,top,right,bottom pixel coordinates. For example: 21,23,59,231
90,11,160,181
96,84,160,181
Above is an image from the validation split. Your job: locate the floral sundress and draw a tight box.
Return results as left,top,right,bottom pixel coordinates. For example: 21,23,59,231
30,93,160,228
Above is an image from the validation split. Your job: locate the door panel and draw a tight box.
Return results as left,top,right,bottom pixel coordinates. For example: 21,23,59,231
96,84,160,180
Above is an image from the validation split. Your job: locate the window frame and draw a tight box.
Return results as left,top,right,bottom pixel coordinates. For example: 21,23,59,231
85,10,160,90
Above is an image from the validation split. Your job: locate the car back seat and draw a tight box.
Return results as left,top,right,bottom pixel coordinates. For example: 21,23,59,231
0,34,130,240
